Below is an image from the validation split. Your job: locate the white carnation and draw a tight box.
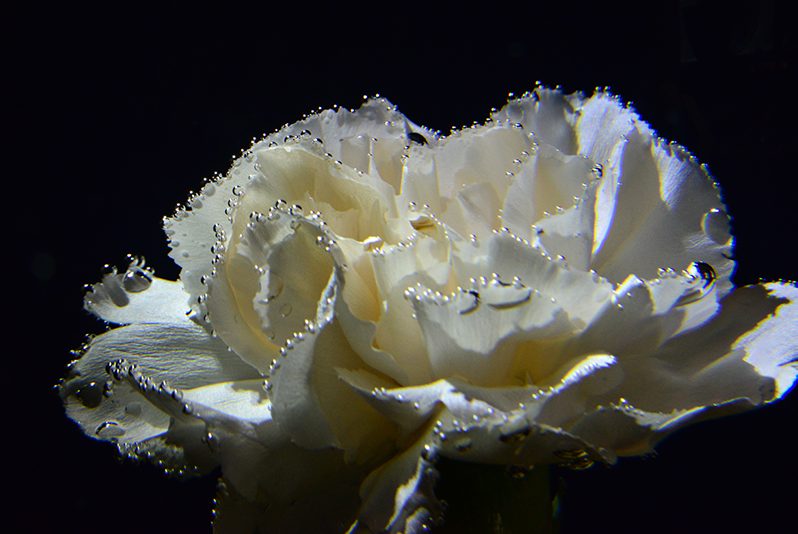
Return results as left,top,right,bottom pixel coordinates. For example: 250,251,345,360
62,88,798,533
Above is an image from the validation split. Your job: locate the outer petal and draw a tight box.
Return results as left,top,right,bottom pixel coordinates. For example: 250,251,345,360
85,258,190,325
61,321,263,472
572,90,650,164
607,282,798,413
590,129,734,296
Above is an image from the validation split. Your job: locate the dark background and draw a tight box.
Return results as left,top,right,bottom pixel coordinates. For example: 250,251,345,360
11,1,796,532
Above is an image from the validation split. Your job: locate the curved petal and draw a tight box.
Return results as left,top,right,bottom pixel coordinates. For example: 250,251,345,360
165,97,420,308
572,90,649,164
85,258,190,325
590,129,734,296
407,277,573,385
269,272,397,461
492,88,581,154
356,424,442,534
607,283,797,413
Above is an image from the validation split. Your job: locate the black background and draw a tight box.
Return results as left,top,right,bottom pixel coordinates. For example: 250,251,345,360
11,2,797,532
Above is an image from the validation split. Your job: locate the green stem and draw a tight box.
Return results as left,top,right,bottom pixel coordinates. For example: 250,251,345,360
432,459,559,534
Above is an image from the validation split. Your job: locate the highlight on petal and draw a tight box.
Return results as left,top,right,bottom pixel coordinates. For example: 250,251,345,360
85,256,190,325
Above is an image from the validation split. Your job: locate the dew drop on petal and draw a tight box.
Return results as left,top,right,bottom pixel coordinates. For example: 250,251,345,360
123,267,153,293
701,208,730,245
95,421,126,439
75,382,102,408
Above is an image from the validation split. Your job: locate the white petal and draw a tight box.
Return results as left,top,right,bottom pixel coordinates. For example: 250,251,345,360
493,88,581,154
65,322,259,391
591,129,733,296
182,379,271,424
85,259,190,325
244,212,335,347
464,231,616,327
427,124,529,201
269,274,396,460
740,282,798,397
596,283,797,414
61,321,262,475
164,97,416,309
407,278,573,385
203,248,276,372
500,144,595,243
572,90,649,164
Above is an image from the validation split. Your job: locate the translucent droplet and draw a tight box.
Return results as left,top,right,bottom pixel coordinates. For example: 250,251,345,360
280,303,293,317
75,382,102,408
701,208,730,245
95,421,125,439
125,402,142,416
123,266,153,293
407,131,428,145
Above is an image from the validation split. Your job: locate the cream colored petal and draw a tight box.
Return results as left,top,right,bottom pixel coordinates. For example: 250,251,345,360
205,242,278,373
244,213,336,347
407,277,572,386
164,96,416,308
428,124,530,200
269,274,396,461
460,231,616,327
240,147,399,243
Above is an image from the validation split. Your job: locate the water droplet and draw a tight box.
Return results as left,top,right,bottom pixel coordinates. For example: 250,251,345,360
421,444,439,463
455,289,480,315
95,421,125,439
123,266,153,293
75,382,102,408
701,208,730,245
677,261,717,306
280,303,292,317
125,402,142,416
407,131,428,145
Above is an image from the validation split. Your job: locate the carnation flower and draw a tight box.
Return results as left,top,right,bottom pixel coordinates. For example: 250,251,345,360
61,87,798,533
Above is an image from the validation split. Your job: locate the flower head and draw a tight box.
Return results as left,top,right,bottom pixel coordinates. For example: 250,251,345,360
62,88,798,533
